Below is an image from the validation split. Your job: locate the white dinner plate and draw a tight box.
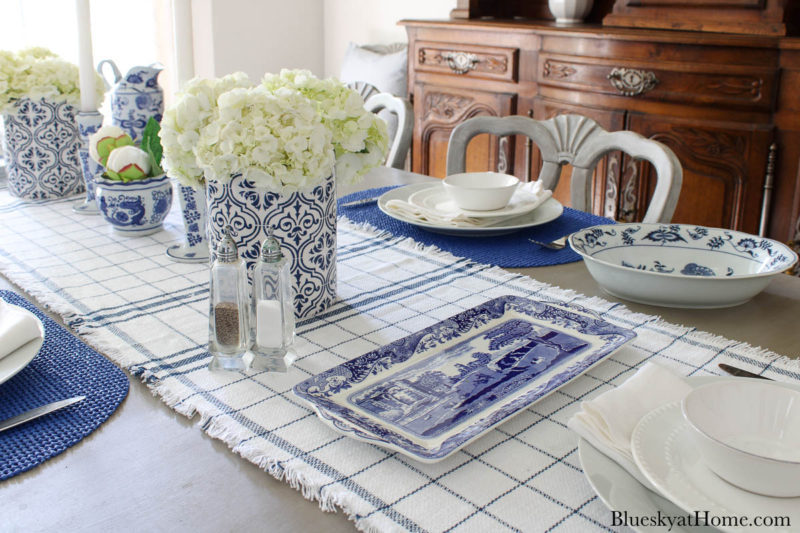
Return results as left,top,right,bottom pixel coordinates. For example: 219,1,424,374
407,185,544,218
0,307,45,386
631,401,800,533
378,183,563,237
579,439,717,533
579,375,800,533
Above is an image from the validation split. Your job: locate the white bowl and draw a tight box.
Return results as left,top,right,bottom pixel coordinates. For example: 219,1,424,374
442,172,519,211
568,223,797,308
682,380,800,497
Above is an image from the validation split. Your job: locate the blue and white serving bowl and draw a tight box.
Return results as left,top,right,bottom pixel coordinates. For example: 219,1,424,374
95,173,173,237
569,223,798,308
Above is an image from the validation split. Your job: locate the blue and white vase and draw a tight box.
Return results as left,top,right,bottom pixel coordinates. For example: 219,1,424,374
97,60,164,142
95,173,173,236
73,111,104,214
207,173,337,320
2,97,84,200
166,183,210,263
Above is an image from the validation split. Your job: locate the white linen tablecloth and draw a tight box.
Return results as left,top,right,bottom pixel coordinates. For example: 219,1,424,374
0,190,798,533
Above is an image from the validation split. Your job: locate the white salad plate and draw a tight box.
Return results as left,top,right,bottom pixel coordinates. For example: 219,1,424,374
378,183,563,237
0,308,44,386
294,296,635,462
631,401,800,533
408,184,543,218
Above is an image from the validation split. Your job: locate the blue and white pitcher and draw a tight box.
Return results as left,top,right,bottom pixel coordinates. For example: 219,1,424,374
97,60,164,142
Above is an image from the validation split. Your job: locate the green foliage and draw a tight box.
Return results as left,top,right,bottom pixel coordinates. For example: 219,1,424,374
141,117,164,176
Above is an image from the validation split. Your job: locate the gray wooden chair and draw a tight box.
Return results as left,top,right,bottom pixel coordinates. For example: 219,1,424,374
446,114,683,223
365,92,413,170
347,81,380,102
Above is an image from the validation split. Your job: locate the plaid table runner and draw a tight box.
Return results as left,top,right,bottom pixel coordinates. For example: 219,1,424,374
0,191,798,532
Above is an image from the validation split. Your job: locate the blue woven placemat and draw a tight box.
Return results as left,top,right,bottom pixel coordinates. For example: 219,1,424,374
0,291,129,481
338,186,613,268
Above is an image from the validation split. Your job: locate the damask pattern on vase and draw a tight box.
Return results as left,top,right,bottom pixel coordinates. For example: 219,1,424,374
206,174,338,319
2,98,84,200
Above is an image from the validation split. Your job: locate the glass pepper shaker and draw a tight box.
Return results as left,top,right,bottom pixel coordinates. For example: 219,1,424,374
251,228,295,372
208,225,249,371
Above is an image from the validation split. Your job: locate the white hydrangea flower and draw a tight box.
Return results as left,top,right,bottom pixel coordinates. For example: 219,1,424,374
0,47,104,115
160,68,389,193
159,72,252,188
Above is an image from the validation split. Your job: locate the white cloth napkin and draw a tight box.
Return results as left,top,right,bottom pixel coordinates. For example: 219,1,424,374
568,362,692,492
385,181,552,228
0,299,43,360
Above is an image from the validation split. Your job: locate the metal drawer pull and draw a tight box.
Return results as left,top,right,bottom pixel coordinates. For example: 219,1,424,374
607,67,659,96
441,51,479,74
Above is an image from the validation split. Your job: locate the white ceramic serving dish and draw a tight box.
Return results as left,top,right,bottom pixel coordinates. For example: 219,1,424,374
568,223,798,308
681,380,800,497
442,172,519,211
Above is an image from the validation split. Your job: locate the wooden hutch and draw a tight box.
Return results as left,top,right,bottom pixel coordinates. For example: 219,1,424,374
401,0,800,241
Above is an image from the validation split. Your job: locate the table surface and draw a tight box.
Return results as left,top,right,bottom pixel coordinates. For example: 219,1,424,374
2,166,799,532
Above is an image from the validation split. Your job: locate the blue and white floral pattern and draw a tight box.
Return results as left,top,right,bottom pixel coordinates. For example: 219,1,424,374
293,296,635,462
571,223,797,274
105,64,163,142
95,174,172,236
207,173,337,319
165,184,209,263
74,111,104,212
2,98,84,200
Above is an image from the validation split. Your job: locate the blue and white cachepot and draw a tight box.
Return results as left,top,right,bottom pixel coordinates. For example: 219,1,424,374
206,173,337,320
166,183,210,263
97,60,163,142
2,97,84,200
95,173,173,236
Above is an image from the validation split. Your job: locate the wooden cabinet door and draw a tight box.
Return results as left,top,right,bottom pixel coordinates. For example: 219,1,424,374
626,114,773,232
529,98,626,217
411,82,516,178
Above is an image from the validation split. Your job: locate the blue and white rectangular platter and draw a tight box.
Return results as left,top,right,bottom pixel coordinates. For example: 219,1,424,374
293,295,636,462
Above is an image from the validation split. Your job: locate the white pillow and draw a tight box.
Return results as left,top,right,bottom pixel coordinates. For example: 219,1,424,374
339,42,407,97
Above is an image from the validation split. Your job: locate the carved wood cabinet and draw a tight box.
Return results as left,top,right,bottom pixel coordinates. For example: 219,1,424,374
402,19,800,241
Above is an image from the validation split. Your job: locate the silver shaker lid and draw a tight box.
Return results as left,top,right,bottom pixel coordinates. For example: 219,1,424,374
260,227,284,263
216,225,239,263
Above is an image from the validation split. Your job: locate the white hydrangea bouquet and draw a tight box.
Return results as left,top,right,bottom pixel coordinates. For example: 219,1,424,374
160,69,389,193
0,47,104,114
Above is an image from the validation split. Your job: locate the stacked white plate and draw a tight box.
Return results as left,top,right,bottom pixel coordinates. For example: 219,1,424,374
377,183,563,236
579,376,800,533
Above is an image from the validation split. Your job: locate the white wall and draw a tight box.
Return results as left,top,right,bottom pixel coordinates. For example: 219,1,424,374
193,0,325,81
322,0,453,79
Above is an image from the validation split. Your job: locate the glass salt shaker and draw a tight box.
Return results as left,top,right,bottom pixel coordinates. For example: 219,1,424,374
250,228,295,372
208,225,249,371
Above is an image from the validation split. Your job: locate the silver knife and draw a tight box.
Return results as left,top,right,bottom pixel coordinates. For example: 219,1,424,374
0,396,85,433
718,363,773,380
339,196,378,208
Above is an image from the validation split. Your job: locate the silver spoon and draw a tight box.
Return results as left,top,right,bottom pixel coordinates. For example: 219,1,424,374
528,235,568,250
